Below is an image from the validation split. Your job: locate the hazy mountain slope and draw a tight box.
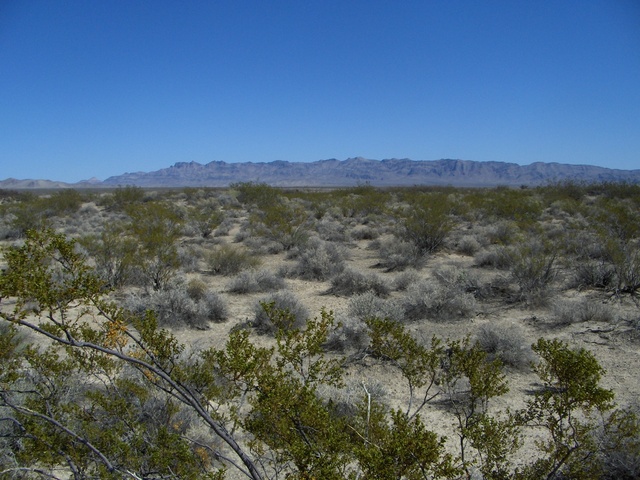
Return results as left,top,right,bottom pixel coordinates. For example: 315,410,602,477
101,158,640,187
2,158,639,188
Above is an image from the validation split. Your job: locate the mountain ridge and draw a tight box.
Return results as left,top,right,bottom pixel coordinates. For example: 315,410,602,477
2,158,639,188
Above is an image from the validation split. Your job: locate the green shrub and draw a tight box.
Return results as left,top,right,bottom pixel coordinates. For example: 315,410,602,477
506,240,558,305
208,244,261,276
79,222,138,288
187,202,223,238
398,192,454,253
250,199,311,250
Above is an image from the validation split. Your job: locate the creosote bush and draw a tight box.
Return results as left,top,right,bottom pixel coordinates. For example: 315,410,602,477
208,244,261,275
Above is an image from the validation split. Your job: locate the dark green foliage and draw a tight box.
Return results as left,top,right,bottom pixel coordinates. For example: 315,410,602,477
505,239,558,305
339,184,390,217
515,338,618,479
105,185,145,210
399,192,454,253
126,201,184,291
250,199,311,250
230,181,280,209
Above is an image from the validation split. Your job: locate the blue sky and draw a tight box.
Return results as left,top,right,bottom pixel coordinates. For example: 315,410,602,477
1,1,639,182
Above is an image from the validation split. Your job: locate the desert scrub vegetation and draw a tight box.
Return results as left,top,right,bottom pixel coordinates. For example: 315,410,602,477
251,290,309,335
207,243,261,275
227,268,285,294
396,191,455,253
285,237,347,280
124,278,227,329
326,267,390,297
1,182,640,479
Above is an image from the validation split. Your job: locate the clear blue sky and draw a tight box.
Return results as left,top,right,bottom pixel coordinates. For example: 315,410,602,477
1,1,639,182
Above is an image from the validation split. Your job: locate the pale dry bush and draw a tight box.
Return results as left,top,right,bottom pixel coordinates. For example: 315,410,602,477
315,216,348,242
287,237,347,281
326,268,390,297
124,279,227,329
350,225,380,241
456,234,482,256
213,217,234,237
227,269,285,294
177,245,205,273
474,245,513,269
552,298,617,326
392,269,421,291
375,238,425,272
475,323,533,370
570,259,616,289
347,290,404,322
402,278,477,322
252,290,309,335
433,264,482,294
484,220,517,245
323,315,370,353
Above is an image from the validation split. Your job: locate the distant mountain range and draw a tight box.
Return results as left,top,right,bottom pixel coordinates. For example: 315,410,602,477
2,158,640,188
